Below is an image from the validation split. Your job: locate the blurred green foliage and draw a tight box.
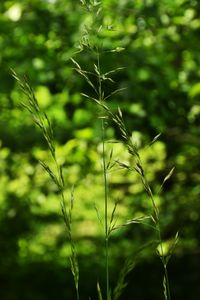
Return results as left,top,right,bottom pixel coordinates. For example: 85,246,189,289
0,0,200,299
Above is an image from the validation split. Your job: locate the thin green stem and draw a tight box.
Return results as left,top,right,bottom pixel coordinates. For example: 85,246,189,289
156,220,171,300
55,158,80,300
102,118,109,300
140,169,171,300
164,264,171,300
97,49,110,300
141,172,171,300
76,283,80,300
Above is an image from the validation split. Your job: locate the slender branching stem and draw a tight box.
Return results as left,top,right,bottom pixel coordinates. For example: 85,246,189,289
96,48,110,300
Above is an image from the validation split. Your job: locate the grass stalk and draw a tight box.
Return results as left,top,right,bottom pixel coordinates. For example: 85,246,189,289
93,97,175,300
157,225,171,300
11,1,179,299
11,70,80,300
97,48,110,300
72,1,114,293
102,118,110,300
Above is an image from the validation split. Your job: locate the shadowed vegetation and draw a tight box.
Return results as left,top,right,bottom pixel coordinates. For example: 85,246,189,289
0,0,200,299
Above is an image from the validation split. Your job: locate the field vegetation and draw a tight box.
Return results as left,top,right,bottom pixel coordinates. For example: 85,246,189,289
0,0,200,299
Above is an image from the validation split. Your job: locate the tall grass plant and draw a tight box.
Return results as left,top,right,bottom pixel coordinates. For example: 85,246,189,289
12,1,178,299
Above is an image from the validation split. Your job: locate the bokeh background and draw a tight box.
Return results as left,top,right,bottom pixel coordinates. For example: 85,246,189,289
0,0,200,299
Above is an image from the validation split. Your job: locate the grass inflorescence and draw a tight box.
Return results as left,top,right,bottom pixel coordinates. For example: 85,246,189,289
12,0,178,299
11,70,80,300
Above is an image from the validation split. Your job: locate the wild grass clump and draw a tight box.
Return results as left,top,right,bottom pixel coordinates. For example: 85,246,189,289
12,0,178,299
